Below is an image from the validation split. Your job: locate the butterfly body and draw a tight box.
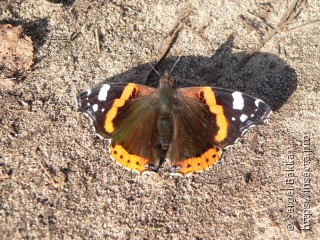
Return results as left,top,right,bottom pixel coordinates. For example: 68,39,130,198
77,72,271,176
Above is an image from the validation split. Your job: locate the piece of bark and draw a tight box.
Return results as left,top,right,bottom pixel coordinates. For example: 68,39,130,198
0,24,34,77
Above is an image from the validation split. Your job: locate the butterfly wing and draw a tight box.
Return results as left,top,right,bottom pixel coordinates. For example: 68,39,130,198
168,87,271,175
177,87,272,147
77,83,159,173
77,83,156,138
167,96,223,175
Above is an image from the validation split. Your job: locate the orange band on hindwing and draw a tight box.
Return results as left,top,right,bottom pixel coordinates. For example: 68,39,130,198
176,147,222,175
104,84,138,133
110,144,149,173
198,88,228,142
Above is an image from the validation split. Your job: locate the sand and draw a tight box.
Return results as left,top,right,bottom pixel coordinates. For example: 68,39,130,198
1,0,319,239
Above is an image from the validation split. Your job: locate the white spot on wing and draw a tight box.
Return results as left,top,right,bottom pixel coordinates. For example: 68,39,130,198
92,104,98,112
98,84,111,101
240,114,248,122
86,89,91,96
255,99,261,107
232,117,236,121
251,114,254,117
232,92,244,110
87,102,90,106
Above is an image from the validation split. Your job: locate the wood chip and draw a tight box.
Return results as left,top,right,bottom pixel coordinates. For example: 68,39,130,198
0,24,34,77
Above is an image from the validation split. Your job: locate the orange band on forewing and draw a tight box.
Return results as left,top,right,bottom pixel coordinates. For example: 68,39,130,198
199,88,228,142
177,147,222,175
110,144,148,173
104,84,137,133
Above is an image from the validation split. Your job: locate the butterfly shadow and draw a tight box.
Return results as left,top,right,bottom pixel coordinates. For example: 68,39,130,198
98,34,297,111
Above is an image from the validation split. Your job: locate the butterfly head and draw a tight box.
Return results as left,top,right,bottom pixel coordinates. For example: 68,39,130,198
159,71,175,88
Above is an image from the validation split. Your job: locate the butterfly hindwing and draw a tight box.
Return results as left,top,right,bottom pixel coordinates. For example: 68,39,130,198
167,96,223,175
109,96,162,173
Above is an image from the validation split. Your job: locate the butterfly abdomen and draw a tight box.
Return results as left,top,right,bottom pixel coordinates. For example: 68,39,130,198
157,114,174,151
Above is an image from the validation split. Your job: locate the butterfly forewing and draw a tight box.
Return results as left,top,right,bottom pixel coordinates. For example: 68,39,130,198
77,83,156,138
177,87,272,148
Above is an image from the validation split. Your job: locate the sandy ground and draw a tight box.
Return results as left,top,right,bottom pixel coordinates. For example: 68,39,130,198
1,0,319,239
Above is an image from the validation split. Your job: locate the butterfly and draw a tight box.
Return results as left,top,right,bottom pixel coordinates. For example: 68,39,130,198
76,71,271,176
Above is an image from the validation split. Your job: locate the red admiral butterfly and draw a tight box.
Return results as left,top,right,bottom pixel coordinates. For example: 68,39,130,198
77,71,271,176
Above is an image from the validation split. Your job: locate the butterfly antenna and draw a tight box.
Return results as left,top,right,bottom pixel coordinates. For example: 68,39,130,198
148,62,161,77
168,56,181,76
